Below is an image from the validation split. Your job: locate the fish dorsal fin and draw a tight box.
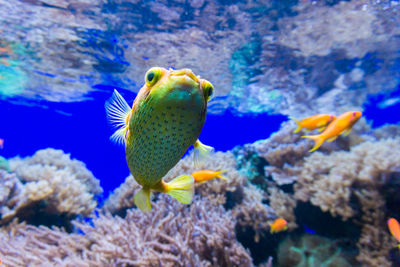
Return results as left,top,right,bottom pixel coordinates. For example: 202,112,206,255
105,89,131,145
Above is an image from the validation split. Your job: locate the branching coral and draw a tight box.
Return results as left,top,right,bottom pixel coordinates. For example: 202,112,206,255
104,150,277,244
0,196,252,267
0,148,102,225
232,184,276,243
267,187,297,231
354,189,394,267
104,151,249,212
294,138,400,220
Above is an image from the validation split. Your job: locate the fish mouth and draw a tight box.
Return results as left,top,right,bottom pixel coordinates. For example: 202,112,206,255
170,69,200,85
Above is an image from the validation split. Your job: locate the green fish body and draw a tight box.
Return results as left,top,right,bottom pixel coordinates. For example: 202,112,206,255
106,67,214,211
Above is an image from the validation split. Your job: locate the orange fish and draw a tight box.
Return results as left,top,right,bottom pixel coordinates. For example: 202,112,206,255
388,218,400,248
0,139,3,149
270,218,288,234
0,59,10,66
290,114,336,133
302,111,362,152
192,170,228,183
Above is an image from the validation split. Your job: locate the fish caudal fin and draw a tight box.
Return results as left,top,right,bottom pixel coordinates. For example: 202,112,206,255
134,187,152,212
289,116,302,133
193,139,214,168
165,175,194,204
302,135,325,152
215,170,228,180
105,89,131,145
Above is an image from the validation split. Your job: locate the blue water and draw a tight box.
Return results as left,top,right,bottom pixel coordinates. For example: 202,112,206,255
2,87,399,199
1,86,288,197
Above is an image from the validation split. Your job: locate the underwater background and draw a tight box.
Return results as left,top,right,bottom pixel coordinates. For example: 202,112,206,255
1,0,400,266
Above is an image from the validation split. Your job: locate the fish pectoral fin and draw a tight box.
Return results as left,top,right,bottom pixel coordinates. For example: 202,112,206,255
317,126,326,132
326,136,338,142
165,175,194,204
342,127,353,137
134,187,152,212
289,116,302,133
193,139,214,168
105,89,131,145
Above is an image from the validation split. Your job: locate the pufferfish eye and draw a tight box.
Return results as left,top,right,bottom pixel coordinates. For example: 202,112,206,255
202,80,214,102
145,67,163,87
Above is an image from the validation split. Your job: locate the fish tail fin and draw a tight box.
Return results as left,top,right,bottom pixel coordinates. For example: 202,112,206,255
134,187,152,212
193,139,214,168
302,135,325,152
165,175,194,204
215,170,228,180
105,89,131,145
289,116,302,133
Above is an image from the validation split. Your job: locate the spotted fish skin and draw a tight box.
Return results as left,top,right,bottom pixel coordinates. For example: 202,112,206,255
126,69,207,187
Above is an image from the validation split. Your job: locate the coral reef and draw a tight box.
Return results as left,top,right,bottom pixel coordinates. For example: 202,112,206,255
0,148,102,226
294,138,400,220
0,196,252,267
355,189,395,267
1,120,400,265
103,151,247,213
104,150,278,244
277,234,353,267
234,120,400,265
0,156,9,172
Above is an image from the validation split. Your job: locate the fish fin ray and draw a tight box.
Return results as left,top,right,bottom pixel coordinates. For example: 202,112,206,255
302,135,325,152
289,116,302,133
105,89,131,145
166,175,194,204
326,136,338,142
134,187,152,212
216,170,229,180
343,128,352,136
193,140,214,168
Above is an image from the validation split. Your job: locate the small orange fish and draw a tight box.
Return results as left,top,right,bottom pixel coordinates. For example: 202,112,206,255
388,218,400,248
0,59,10,66
192,170,228,183
290,114,336,133
270,218,288,234
0,139,3,149
302,111,362,152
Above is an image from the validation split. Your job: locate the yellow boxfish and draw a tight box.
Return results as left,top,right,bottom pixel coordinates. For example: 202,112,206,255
105,67,214,212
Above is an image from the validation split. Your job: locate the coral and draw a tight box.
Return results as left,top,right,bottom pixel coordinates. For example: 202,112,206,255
278,1,379,58
277,234,352,267
294,138,400,220
1,0,399,117
104,150,278,243
232,184,276,242
102,174,140,215
267,187,297,231
0,148,102,225
0,156,9,172
234,121,308,190
164,151,248,206
354,189,394,267
0,196,252,267
104,150,248,212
